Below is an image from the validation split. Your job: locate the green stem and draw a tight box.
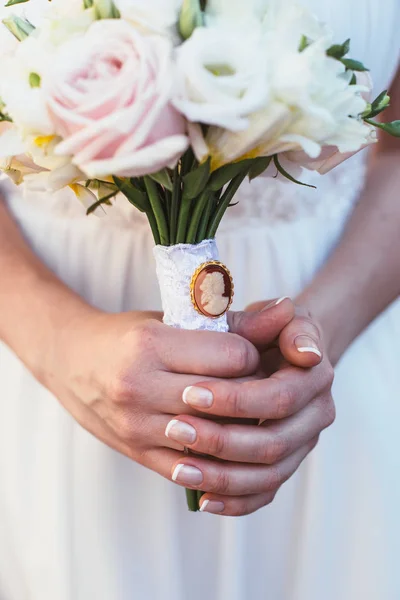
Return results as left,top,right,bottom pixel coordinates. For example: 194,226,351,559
196,193,214,243
176,197,192,243
144,177,169,246
197,490,205,507
186,488,200,512
186,190,210,244
146,210,161,245
164,188,172,225
207,171,248,239
170,166,180,244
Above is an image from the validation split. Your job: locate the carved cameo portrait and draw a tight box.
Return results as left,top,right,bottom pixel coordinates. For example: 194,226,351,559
191,262,234,318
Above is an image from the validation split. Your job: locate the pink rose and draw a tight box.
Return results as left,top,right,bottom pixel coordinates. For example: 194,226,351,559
48,20,188,178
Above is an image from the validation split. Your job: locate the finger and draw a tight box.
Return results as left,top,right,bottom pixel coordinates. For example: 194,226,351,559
152,321,259,378
143,439,316,497
228,297,295,350
172,439,316,496
164,394,334,463
199,438,319,516
199,492,277,517
278,314,323,368
181,363,333,420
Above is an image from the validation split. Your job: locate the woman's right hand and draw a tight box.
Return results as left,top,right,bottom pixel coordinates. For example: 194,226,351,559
42,308,271,476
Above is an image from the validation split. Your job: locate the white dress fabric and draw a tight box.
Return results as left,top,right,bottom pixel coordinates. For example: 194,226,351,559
0,2,400,599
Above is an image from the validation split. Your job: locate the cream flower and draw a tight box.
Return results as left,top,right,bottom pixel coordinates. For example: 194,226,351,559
173,25,269,132
189,36,372,169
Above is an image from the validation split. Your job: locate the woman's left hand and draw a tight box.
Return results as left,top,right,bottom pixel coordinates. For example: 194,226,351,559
167,299,335,516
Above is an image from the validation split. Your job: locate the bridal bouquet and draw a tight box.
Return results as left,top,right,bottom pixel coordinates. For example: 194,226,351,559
1,0,398,510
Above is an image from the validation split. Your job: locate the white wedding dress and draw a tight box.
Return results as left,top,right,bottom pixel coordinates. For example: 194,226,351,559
0,2,400,599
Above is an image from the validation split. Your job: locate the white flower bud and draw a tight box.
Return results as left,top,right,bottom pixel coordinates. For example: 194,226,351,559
179,0,203,40
93,0,120,19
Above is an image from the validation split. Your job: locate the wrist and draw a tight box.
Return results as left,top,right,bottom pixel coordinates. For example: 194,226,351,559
3,267,99,386
36,285,101,390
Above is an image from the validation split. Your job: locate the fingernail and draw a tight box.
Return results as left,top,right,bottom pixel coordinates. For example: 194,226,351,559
165,420,197,445
172,464,203,486
295,336,322,358
261,297,290,311
200,499,225,514
183,386,214,408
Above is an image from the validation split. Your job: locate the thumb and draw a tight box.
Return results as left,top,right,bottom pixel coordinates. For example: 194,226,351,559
228,297,295,349
278,312,323,368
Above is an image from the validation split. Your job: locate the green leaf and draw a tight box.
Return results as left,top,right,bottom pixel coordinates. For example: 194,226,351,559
372,90,388,110
349,72,357,85
365,119,400,137
149,168,173,191
113,176,150,213
0,101,12,123
273,155,317,189
130,177,145,192
83,0,94,7
248,157,272,181
86,190,118,216
327,38,350,59
2,15,35,40
208,159,253,192
363,90,391,118
341,58,369,72
182,157,210,200
299,35,311,52
29,72,41,88
0,113,12,122
5,0,30,6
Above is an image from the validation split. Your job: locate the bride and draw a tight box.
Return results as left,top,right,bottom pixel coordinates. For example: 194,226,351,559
0,0,399,599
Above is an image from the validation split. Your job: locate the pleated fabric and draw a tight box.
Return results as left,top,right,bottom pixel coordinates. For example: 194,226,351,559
1,0,400,597
1,170,400,600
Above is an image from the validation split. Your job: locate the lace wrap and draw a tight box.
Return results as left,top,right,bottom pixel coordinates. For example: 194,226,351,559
153,240,229,332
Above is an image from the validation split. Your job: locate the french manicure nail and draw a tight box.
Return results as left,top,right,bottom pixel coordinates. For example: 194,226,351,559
183,386,214,408
295,335,322,358
261,296,290,311
172,464,203,486
165,420,197,445
200,500,225,514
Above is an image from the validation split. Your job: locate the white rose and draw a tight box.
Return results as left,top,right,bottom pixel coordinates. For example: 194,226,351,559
114,0,182,34
173,25,270,132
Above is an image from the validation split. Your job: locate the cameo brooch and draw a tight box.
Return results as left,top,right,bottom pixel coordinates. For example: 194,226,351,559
190,261,234,318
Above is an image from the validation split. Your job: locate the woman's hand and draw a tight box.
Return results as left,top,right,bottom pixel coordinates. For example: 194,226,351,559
166,300,335,516
42,302,296,492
